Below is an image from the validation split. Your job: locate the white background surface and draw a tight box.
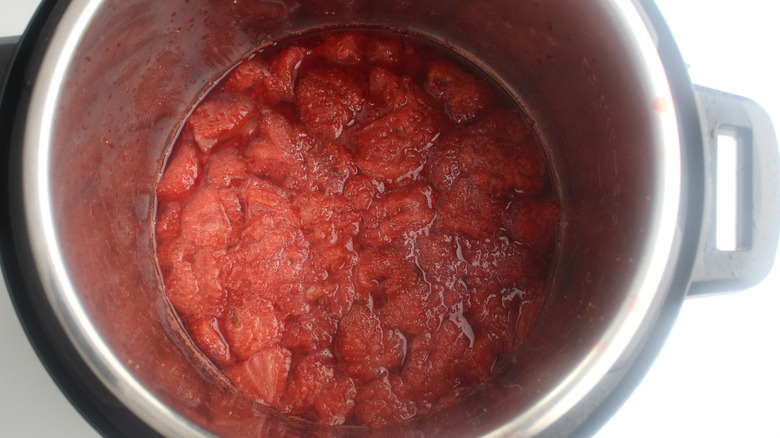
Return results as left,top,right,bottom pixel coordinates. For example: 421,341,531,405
1,1,778,436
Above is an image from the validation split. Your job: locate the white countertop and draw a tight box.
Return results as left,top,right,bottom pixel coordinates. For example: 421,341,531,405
1,1,778,436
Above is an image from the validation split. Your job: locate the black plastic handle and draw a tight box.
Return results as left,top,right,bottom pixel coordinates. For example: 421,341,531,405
689,85,780,295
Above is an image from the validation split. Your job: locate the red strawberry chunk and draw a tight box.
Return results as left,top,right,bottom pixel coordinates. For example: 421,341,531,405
343,173,377,211
435,177,503,240
224,297,283,360
366,35,403,66
165,249,226,320
268,283,312,319
425,58,494,124
283,350,335,413
294,192,360,274
463,278,522,354
245,104,313,188
280,306,338,354
224,57,269,94
459,236,534,285
421,139,461,192
226,219,309,303
450,333,496,384
424,109,547,197
312,274,356,320
192,248,227,309
436,178,505,239
351,105,437,183
188,95,255,153
401,320,470,405
188,317,235,368
354,375,416,426
314,375,357,425
298,139,356,194
224,346,291,407
216,188,245,243
155,235,195,276
242,177,300,227
335,304,407,381
313,31,367,64
380,277,442,337
265,46,310,103
180,186,234,247
295,67,366,140
165,260,200,318
367,66,435,117
360,184,435,247
224,211,311,320
354,247,418,300
245,136,305,186
256,109,304,153
155,202,182,242
157,140,200,201
205,146,247,188
463,110,546,196
295,191,360,239
413,233,466,287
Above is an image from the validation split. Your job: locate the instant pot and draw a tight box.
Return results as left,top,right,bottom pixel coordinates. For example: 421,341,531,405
1,0,778,437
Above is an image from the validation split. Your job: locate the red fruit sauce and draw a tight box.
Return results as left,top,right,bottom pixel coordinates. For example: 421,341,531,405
154,29,560,427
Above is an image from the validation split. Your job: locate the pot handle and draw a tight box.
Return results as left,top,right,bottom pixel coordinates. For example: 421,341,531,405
689,85,780,295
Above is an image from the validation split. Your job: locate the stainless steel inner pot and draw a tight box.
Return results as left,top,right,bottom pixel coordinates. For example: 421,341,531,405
19,0,691,436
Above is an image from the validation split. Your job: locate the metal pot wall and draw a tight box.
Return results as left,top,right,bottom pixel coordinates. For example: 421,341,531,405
1,0,778,437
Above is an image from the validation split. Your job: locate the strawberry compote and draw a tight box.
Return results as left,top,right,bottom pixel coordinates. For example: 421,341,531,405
155,29,560,427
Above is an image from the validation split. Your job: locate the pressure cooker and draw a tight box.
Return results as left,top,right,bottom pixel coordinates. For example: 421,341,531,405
1,0,778,436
